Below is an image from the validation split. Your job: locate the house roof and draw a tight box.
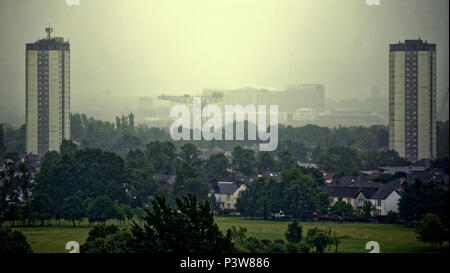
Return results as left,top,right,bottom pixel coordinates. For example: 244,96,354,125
385,172,449,190
379,166,425,174
360,170,380,176
327,176,359,187
219,172,254,183
22,153,42,170
258,171,281,182
384,178,405,190
406,172,449,184
324,187,362,198
217,183,240,194
153,174,176,185
371,187,398,199
345,180,382,188
325,177,396,200
323,172,335,182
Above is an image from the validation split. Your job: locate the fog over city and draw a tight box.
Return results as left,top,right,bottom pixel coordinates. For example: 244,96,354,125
0,0,448,126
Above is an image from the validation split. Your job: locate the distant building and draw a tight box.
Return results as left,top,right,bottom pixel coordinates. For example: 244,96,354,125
153,174,176,191
278,108,384,127
378,166,425,174
26,28,71,155
389,39,437,162
213,182,247,211
325,178,401,216
285,84,325,110
202,84,325,113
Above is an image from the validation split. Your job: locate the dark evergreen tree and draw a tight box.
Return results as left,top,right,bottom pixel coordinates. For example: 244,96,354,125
129,195,235,253
285,221,303,243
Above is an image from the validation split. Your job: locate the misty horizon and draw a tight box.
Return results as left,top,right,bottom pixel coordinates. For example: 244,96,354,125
0,0,449,126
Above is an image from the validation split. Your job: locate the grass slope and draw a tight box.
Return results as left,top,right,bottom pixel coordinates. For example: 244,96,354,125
10,217,436,253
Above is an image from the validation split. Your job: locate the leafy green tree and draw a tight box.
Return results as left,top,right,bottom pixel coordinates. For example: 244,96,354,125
87,196,115,225
415,214,448,249
285,221,302,243
229,226,270,253
30,193,54,226
60,139,78,156
239,236,266,253
231,146,256,175
277,150,298,171
316,191,330,214
235,179,266,219
386,211,399,224
173,161,209,203
121,204,134,225
130,195,235,253
33,147,130,215
281,168,319,220
265,240,287,253
125,149,146,169
62,196,85,227
256,152,277,173
372,173,395,183
361,201,376,219
145,141,177,174
437,120,449,158
277,140,308,163
127,167,159,208
80,225,134,253
204,153,229,183
329,197,354,219
0,162,32,224
0,226,32,253
21,201,33,226
305,227,333,253
360,150,409,170
128,113,135,128
180,143,202,168
297,166,325,186
317,146,361,175
209,194,218,213
399,180,448,225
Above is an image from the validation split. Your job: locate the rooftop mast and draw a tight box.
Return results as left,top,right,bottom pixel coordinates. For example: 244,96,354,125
45,27,53,39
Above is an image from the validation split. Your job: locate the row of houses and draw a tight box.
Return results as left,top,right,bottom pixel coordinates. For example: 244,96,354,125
153,162,449,216
324,178,401,216
323,167,449,216
5,152,447,218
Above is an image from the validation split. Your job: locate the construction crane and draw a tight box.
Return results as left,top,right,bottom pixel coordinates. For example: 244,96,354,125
157,92,223,104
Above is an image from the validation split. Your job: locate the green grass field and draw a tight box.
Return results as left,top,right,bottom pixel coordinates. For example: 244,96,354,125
10,217,442,253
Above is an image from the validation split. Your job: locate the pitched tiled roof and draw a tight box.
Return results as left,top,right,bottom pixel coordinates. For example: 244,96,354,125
327,176,359,187
217,183,239,194
324,187,362,198
371,187,398,199
325,177,395,200
379,166,425,174
219,172,254,183
153,174,176,185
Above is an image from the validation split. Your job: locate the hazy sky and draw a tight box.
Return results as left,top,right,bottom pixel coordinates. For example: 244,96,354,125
0,0,448,125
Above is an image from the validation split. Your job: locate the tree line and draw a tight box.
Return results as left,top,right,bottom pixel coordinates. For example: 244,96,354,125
4,115,448,163
80,194,341,254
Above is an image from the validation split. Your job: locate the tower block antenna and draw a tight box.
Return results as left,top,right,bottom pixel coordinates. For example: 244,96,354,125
45,27,53,39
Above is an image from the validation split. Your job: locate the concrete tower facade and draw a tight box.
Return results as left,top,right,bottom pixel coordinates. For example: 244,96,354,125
26,28,71,155
389,39,437,162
